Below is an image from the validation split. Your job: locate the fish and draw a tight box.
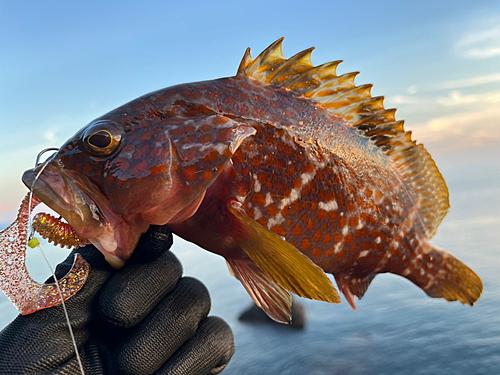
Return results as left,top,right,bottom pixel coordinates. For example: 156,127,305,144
18,38,482,322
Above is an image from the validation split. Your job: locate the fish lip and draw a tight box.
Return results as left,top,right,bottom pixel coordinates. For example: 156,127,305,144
22,161,132,265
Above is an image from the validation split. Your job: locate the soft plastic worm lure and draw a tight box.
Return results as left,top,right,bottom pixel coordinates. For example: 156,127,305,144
32,212,90,249
0,194,90,315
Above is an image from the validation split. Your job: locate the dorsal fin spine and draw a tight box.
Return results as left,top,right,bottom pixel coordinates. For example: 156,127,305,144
268,47,315,84
309,72,358,99
241,38,286,79
237,38,450,236
320,84,373,110
286,60,343,93
237,47,254,75
337,96,386,120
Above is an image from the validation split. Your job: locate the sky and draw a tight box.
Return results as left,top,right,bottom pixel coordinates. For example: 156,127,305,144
1,0,499,223
1,3,500,372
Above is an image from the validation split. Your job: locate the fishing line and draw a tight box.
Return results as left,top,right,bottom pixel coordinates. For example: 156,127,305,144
32,241,86,375
28,148,58,241
27,148,86,375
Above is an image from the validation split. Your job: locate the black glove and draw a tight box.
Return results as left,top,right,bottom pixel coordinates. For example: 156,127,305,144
0,225,234,374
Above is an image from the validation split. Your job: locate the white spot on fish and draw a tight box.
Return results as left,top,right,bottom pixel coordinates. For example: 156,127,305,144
264,192,273,207
375,236,381,243
278,188,300,210
253,207,262,221
267,213,285,229
253,175,261,193
359,250,369,258
342,226,349,236
300,170,315,185
318,200,338,212
333,242,343,254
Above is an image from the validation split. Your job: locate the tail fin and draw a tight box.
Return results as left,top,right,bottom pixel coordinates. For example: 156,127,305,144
403,245,482,306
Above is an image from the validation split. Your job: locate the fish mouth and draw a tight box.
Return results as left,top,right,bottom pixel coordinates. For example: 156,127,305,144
22,161,131,268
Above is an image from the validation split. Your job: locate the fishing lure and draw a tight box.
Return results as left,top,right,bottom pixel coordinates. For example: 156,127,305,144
0,194,89,315
32,212,90,249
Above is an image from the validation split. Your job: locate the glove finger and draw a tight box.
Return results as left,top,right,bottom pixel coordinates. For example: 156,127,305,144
128,225,174,264
46,245,115,319
114,277,211,375
156,316,235,375
98,250,183,329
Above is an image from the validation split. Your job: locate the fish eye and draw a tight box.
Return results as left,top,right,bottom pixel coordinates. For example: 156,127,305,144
82,121,122,156
89,130,112,148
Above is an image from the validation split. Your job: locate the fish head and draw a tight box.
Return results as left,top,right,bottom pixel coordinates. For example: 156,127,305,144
22,89,257,267
22,117,176,267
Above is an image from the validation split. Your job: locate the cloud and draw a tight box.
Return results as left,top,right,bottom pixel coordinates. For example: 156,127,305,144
437,90,500,106
456,24,500,59
385,95,426,105
463,46,500,59
411,108,500,155
406,86,418,95
402,73,500,94
433,73,500,90
44,131,57,142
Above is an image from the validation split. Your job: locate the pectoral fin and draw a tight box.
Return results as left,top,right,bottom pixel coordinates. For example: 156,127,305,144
227,201,340,304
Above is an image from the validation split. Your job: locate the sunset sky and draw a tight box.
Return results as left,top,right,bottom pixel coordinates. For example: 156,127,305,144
1,4,500,371
1,0,499,223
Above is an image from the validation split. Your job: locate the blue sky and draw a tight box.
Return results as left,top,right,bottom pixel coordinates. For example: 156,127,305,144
1,0,499,222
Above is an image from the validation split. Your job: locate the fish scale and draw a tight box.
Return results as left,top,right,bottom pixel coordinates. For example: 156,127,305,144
230,121,418,292
15,38,482,321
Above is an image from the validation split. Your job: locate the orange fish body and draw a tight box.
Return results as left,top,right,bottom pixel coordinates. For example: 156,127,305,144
21,39,482,321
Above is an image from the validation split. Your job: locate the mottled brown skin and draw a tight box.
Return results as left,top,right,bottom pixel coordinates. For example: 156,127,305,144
23,73,476,306
139,77,442,301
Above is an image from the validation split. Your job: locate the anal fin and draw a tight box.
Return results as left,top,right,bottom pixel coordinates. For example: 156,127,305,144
227,258,292,323
334,274,375,311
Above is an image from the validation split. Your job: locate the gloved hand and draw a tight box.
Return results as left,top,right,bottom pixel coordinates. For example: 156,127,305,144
0,225,234,375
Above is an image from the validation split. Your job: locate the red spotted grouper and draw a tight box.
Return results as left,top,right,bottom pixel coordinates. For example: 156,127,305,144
21,39,482,322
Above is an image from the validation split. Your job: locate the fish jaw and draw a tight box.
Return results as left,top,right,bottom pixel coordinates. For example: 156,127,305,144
22,161,134,268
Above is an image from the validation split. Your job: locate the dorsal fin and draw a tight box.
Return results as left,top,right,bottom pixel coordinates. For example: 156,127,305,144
237,38,449,237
